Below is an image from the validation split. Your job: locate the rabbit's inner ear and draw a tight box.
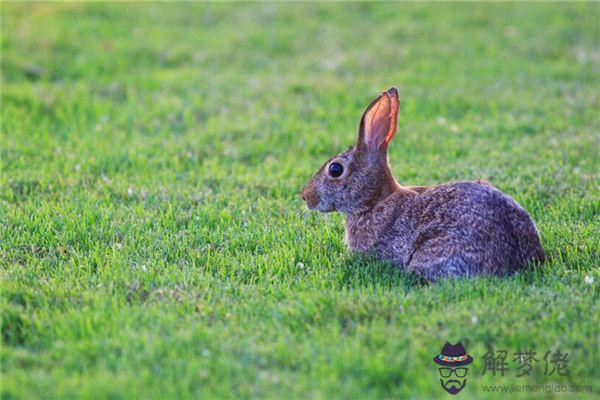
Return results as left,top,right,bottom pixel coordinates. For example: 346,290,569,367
358,88,399,152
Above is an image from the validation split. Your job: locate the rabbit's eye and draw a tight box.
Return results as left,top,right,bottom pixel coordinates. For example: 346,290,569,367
328,162,344,178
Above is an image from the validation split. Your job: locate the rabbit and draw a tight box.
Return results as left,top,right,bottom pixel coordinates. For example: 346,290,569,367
300,87,545,281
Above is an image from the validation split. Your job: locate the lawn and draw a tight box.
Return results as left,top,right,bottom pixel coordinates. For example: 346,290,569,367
1,2,599,399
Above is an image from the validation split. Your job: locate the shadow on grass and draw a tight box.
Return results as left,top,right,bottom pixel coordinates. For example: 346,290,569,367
333,253,427,292
333,252,560,294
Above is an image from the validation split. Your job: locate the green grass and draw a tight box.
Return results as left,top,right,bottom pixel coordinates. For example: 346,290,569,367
1,2,599,399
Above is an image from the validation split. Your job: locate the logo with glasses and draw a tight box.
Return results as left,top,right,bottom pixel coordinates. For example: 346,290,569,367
433,342,473,395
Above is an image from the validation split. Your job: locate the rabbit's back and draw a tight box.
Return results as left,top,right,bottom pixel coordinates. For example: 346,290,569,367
400,181,543,279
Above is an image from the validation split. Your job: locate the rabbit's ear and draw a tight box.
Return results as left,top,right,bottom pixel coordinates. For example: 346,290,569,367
357,87,399,152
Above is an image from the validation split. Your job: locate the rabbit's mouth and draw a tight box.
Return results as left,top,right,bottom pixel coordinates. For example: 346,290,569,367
301,189,333,213
301,178,337,213
301,192,320,211
300,184,319,209
305,198,336,213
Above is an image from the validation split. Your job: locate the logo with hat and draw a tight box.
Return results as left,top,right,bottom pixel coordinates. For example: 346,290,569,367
433,342,474,395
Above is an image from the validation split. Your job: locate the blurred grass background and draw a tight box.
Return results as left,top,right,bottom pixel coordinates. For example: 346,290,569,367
1,2,599,399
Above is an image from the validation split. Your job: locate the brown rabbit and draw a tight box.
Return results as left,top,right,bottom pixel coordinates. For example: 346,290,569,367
301,87,544,281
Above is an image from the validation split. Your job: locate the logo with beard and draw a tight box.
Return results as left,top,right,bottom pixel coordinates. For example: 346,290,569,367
433,342,473,395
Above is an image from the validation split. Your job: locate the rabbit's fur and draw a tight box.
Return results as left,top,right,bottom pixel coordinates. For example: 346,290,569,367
301,87,544,281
